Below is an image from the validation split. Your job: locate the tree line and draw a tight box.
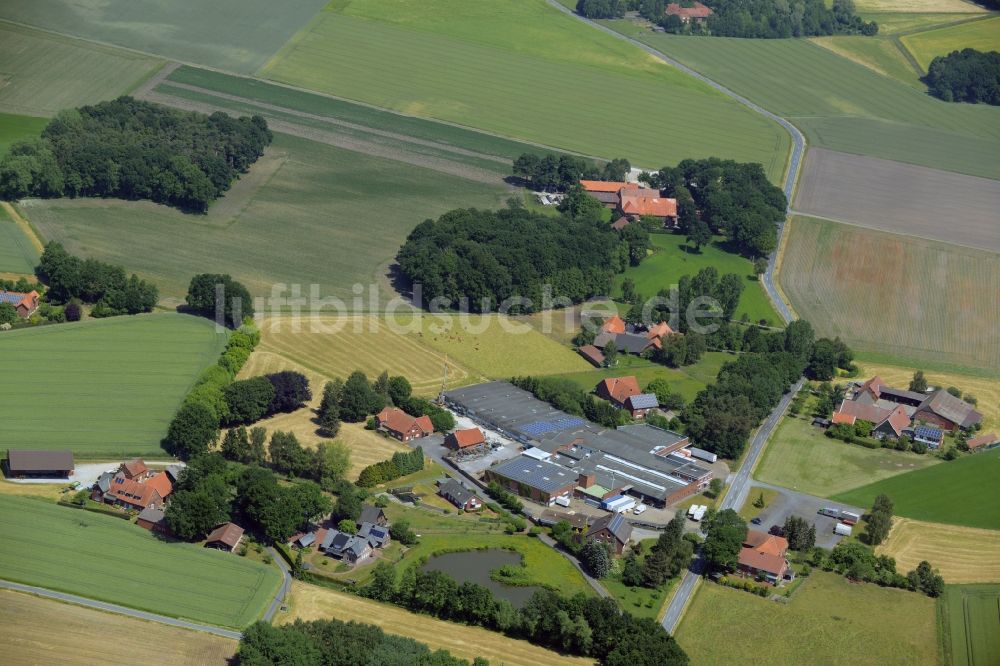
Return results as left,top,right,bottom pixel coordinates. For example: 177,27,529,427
512,152,630,192
510,375,632,428
362,561,689,665
0,97,272,212
638,0,877,37
36,242,157,316
239,617,483,666
925,49,1000,106
357,448,425,487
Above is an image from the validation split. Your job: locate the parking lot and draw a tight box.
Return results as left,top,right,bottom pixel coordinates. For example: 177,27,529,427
748,483,863,550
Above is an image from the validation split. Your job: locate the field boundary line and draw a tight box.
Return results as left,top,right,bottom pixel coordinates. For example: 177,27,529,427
890,36,927,78
2,201,44,253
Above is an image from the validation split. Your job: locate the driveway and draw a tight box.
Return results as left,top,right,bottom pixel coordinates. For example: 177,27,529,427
4,462,117,487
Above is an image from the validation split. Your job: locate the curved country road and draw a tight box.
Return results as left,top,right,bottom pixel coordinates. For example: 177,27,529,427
264,546,293,622
544,0,801,324
0,579,243,640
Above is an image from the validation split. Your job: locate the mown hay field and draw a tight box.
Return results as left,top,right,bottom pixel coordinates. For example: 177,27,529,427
779,217,1000,372
0,205,38,274
258,0,790,178
878,518,1000,584
754,413,940,498
23,133,507,302
674,572,938,665
0,314,227,458
282,581,592,666
0,496,281,628
833,448,1000,531
0,23,162,117
0,0,328,74
0,590,238,666
614,23,1000,180
940,584,1000,666
902,16,1000,70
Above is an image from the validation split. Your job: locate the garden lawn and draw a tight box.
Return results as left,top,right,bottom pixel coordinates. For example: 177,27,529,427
754,414,940,498
258,0,790,178
617,234,781,325
939,584,1000,666
832,448,1000,531
0,205,39,275
0,23,162,118
610,22,1000,180
22,133,507,302
902,16,1000,71
674,572,938,665
0,496,281,628
0,112,48,156
0,314,227,457
546,352,729,403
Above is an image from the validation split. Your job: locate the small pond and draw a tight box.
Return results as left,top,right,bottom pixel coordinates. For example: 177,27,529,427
421,548,541,608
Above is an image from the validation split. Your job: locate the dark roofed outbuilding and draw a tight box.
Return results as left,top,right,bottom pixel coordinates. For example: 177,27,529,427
5,449,74,478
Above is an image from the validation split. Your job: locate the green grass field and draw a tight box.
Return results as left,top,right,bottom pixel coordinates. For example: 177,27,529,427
902,16,1000,70
0,0,328,74
0,496,281,628
547,351,729,403
940,584,1000,666
0,205,39,274
0,23,162,118
860,12,988,35
811,35,923,88
618,234,781,325
833,448,1000,531
258,0,790,178
609,22,1000,180
0,112,47,156
779,216,1000,371
22,133,507,301
0,314,227,457
754,413,941,498
675,572,939,665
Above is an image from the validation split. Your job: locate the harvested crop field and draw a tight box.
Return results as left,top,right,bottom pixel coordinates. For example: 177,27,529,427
0,496,281,628
779,216,1000,370
902,16,1000,71
940,584,1000,666
794,148,1000,252
0,314,227,457
0,23,161,117
0,590,238,666
281,581,592,666
878,518,1000,584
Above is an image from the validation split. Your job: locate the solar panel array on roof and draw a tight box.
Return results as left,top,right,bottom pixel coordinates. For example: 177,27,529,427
914,426,942,440
519,417,585,438
0,293,24,304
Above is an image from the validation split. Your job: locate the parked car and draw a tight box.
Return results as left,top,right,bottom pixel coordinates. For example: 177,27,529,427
751,517,762,525
633,504,646,515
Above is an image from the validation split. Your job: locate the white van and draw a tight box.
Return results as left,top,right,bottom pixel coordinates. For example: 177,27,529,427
632,504,647,515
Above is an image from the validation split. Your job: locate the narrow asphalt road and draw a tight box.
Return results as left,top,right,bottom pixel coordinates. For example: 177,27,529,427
0,579,243,640
543,0,802,324
263,546,292,622
659,377,805,632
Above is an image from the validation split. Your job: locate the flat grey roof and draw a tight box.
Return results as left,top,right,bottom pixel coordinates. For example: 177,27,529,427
6,449,74,472
489,455,577,493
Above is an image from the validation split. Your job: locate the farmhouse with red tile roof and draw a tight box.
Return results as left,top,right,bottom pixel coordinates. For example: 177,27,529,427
596,376,642,409
738,530,789,584
665,2,713,22
445,427,486,451
377,407,434,441
0,290,40,318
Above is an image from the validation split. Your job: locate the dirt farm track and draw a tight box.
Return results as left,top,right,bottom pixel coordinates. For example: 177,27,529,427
794,148,1000,252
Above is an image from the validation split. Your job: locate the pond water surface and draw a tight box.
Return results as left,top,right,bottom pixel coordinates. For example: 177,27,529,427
421,548,541,608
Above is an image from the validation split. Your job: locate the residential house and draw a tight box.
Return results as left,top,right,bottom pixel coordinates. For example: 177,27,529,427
871,406,911,440
119,458,153,482
593,319,671,358
738,530,789,584
358,522,391,549
577,344,606,367
376,407,434,441
204,522,244,552
586,512,633,554
0,290,40,318
579,181,678,226
835,376,982,435
665,1,713,22
580,180,629,207
4,449,74,478
319,530,372,564
136,507,169,534
357,505,388,528
445,427,486,452
600,315,627,335
97,469,173,512
439,478,482,511
624,393,659,419
596,376,642,409
968,432,999,452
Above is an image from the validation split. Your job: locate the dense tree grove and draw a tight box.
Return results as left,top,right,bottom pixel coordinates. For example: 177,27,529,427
643,158,787,257
239,618,481,666
0,97,272,211
396,206,630,313
186,273,254,329
360,566,688,665
357,448,425,488
782,515,816,551
619,513,693,587
36,242,157,315
512,152,630,191
511,375,631,428
925,49,1000,105
636,0,877,37
702,509,748,572
576,0,628,19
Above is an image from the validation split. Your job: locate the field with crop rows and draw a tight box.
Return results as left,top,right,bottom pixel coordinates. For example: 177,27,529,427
0,205,38,275
23,133,506,302
878,518,1000,584
612,23,1000,180
810,35,923,88
258,0,789,178
779,217,1000,371
902,16,1000,70
833,448,1000,531
0,590,238,666
0,23,161,117
0,496,281,628
0,314,227,457
940,584,1000,666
